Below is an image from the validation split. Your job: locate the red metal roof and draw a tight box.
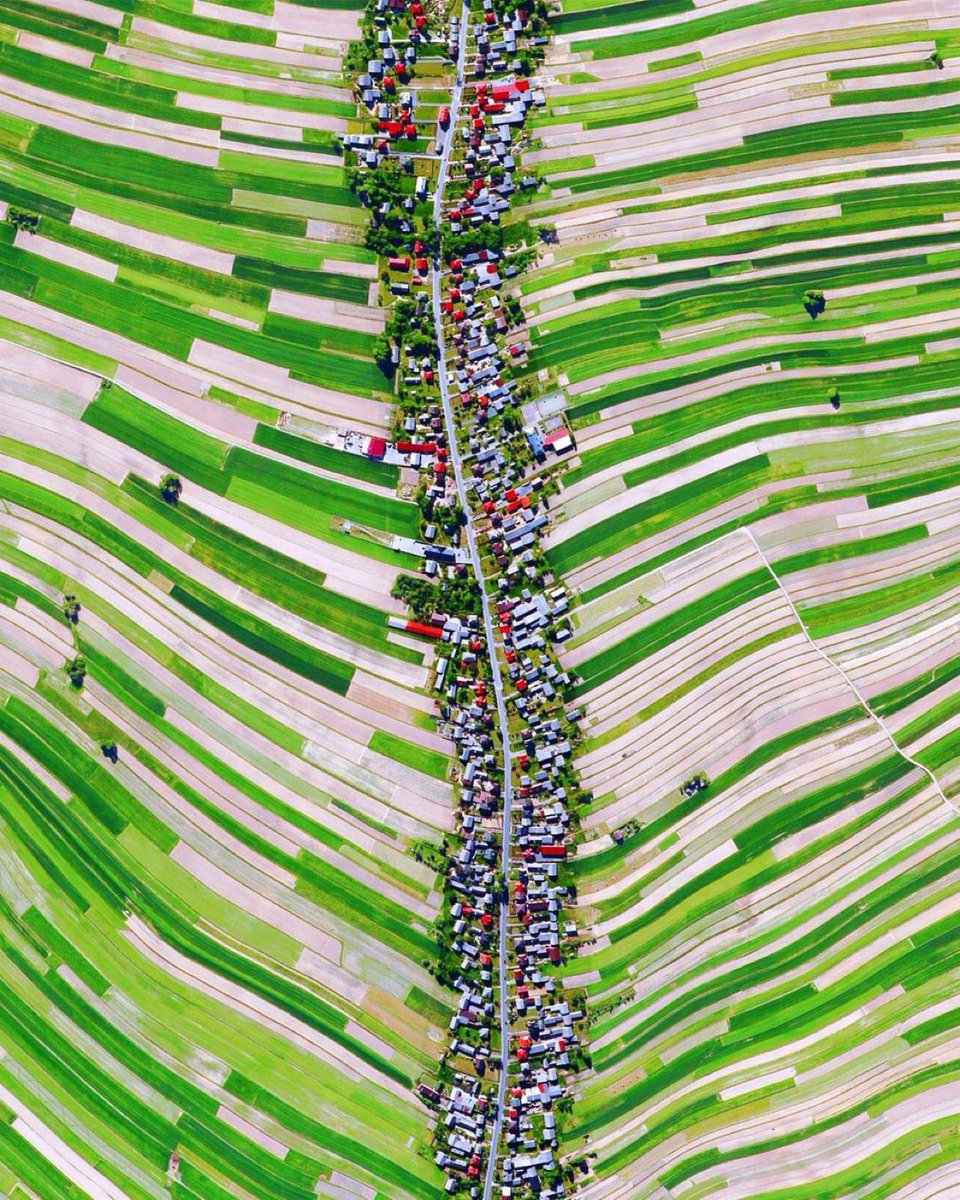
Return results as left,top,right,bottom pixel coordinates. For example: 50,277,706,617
405,620,444,639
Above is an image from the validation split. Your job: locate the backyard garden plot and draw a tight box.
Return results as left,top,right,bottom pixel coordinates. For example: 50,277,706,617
0,0,394,432
0,344,454,1199
521,1,960,1195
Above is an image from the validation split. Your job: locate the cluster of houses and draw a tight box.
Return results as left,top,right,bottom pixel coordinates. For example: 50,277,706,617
429,610,505,1188
424,13,585,1199
341,0,440,165
451,78,544,220
473,3,546,77
343,0,587,1194
423,579,582,1197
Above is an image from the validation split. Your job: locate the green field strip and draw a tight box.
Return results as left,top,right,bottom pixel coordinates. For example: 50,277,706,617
36,614,440,927
0,467,437,855
0,0,461,1191
0,148,373,261
570,0,938,60
252,425,399,487
589,777,933,1057
554,0,692,33
555,104,960,196
574,751,922,1047
0,43,221,127
0,467,367,692
531,269,960,391
367,730,449,781
10,0,960,1191
533,1,960,1194
798,554,960,638
93,55,355,119
578,624,801,754
592,749,910,985
0,725,414,1087
171,583,355,696
568,403,960,500
233,256,371,305
771,524,930,574
569,360,960,480
80,386,417,541
0,895,434,1196
0,0,117,51
579,701,865,877
0,237,382,396
551,455,774,577
571,568,777,696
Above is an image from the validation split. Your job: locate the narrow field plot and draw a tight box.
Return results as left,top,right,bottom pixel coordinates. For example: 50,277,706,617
0,334,452,1199
537,2,960,1196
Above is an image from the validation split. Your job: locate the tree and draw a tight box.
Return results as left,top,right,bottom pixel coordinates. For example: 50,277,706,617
501,403,522,433
62,594,81,624
159,473,182,504
406,332,436,358
100,741,119,763
374,334,394,376
443,223,503,257
930,50,945,69
8,207,40,233
803,289,826,319
504,295,524,325
362,159,406,210
387,298,416,341
65,655,86,689
828,386,840,410
392,574,439,619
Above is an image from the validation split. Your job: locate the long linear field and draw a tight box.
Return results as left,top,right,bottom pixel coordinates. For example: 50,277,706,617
0,0,390,429
523,1,960,1196
0,341,455,1198
0,0,461,1193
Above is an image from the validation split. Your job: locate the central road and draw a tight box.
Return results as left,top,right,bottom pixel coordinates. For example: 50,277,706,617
430,8,511,1198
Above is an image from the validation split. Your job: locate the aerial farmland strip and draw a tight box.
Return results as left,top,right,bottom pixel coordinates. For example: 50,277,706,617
6,0,960,1195
0,0,466,1192
509,1,960,1197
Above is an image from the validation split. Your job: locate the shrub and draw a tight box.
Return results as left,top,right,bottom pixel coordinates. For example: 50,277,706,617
803,289,826,319
374,334,394,376
65,655,86,689
7,207,39,233
159,473,182,504
62,594,81,624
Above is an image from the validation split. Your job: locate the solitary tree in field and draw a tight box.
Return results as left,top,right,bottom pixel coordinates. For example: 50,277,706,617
803,289,826,320
828,386,841,410
100,741,118,763
65,655,86,689
7,207,39,234
930,50,945,70
159,473,182,505
62,594,81,624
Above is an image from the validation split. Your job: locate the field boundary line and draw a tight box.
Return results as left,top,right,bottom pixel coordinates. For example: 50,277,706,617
740,527,960,820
